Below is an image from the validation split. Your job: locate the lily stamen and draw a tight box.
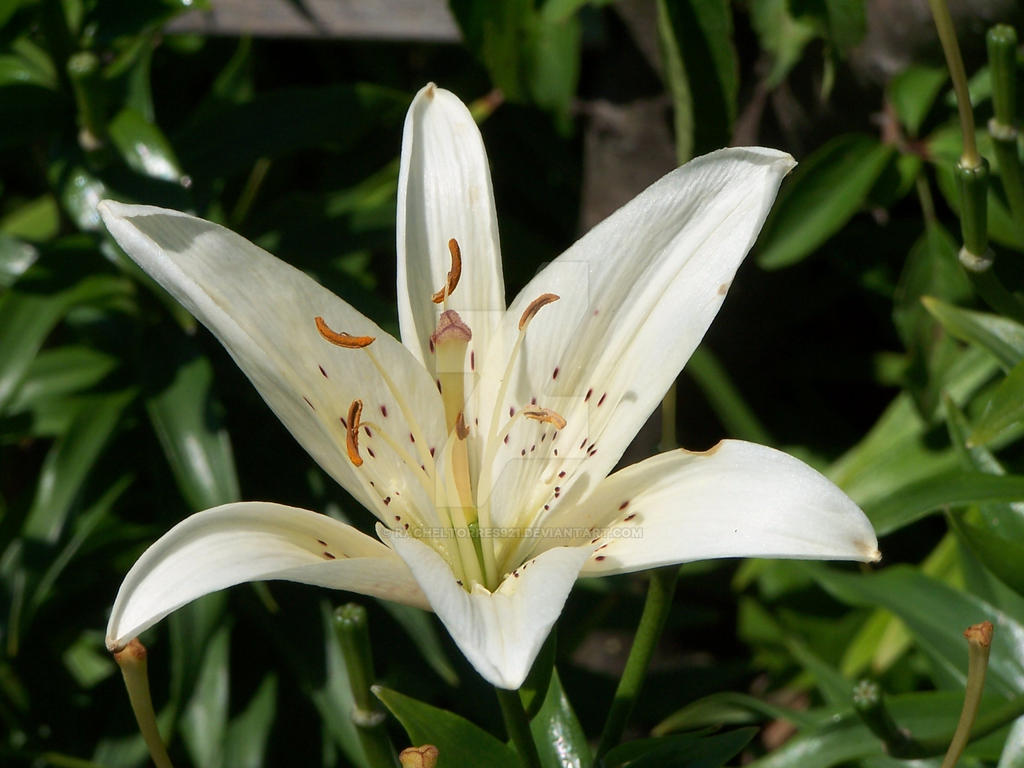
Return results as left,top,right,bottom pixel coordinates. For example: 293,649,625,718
518,293,559,330
346,400,365,466
315,316,375,348
521,406,567,430
431,238,463,305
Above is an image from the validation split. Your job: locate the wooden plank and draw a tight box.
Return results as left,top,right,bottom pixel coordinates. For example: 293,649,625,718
166,0,461,41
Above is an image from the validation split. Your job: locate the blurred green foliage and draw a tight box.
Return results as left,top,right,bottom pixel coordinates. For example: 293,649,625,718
3,0,1024,766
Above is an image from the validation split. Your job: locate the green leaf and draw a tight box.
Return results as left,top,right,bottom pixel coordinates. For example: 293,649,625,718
529,669,589,768
891,221,971,414
970,357,1024,446
865,469,1024,535
656,0,737,161
21,390,134,543
603,728,756,768
654,692,826,736
997,717,1024,768
945,398,1024,596
374,685,519,768
222,674,278,768
756,134,895,269
887,65,947,137
0,234,37,289
0,195,60,242
8,345,120,417
529,5,581,131
923,296,1024,371
744,691,1006,768
448,0,532,101
108,107,186,183
828,343,997,509
748,0,817,87
181,624,231,768
143,331,240,511
808,565,1024,697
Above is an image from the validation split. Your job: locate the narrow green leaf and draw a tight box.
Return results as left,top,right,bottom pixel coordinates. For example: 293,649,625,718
181,624,231,768
108,107,185,183
997,716,1024,768
757,134,895,269
748,0,816,87
656,0,737,161
970,357,1024,446
0,234,37,288
865,469,1024,535
448,0,532,101
21,391,134,543
143,332,240,511
808,565,1024,697
222,674,278,768
604,728,756,768
374,685,519,768
923,296,1024,371
529,3,581,130
654,691,826,736
887,65,947,137
0,195,59,242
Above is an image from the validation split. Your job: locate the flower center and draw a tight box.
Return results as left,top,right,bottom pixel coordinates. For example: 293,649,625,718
314,240,567,592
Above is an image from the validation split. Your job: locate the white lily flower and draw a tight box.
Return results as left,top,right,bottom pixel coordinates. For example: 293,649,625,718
100,84,879,690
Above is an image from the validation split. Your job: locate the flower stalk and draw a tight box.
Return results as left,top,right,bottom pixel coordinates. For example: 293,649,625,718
986,25,1024,236
939,621,994,768
496,687,543,768
112,638,174,768
927,0,980,169
333,604,400,768
595,565,679,760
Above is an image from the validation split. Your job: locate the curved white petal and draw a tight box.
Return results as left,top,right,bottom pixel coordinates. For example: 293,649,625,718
474,148,795,532
99,202,446,523
106,502,429,651
529,440,879,576
397,84,505,380
383,527,591,689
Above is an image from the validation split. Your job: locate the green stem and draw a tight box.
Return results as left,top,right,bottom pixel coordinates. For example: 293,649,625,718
927,0,980,168
496,687,542,768
959,251,1024,324
595,566,679,761
686,347,772,445
333,605,400,768
990,128,1024,236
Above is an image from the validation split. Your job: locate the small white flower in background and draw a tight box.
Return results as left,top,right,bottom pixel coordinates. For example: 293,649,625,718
100,83,879,690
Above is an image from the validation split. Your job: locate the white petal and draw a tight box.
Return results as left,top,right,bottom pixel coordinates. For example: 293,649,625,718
532,440,880,576
397,84,505,379
383,527,591,689
475,148,795,531
106,502,429,651
99,202,446,523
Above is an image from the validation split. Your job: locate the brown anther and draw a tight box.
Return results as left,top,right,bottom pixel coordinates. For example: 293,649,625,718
518,293,560,330
430,309,472,346
431,238,463,303
455,411,470,439
346,400,364,466
315,316,375,348
522,405,567,430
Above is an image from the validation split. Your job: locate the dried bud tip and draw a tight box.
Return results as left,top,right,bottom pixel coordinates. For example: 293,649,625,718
400,745,439,768
964,621,993,648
